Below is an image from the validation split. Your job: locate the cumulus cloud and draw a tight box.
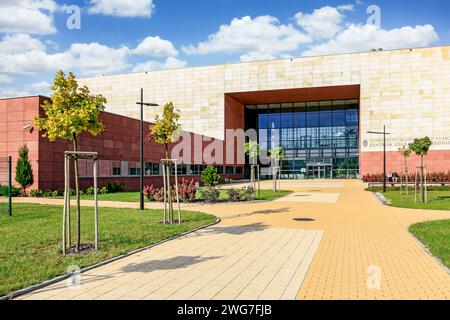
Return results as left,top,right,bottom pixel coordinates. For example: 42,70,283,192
0,33,46,53
0,34,131,76
294,5,352,39
88,0,154,18
0,0,57,34
182,15,310,62
303,24,439,56
68,42,131,75
133,36,178,57
132,57,187,72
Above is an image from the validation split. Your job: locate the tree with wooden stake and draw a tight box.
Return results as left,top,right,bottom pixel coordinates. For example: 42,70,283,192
148,102,181,224
15,144,34,197
35,71,106,253
244,141,261,198
409,137,433,203
268,147,285,192
398,146,412,195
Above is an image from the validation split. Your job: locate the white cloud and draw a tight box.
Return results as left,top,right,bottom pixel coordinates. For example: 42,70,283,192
0,74,13,83
294,5,352,39
182,15,310,62
132,57,187,72
133,36,178,57
0,86,30,98
68,43,131,75
29,81,51,91
303,24,439,56
0,33,46,53
0,0,57,34
0,33,131,76
88,0,154,18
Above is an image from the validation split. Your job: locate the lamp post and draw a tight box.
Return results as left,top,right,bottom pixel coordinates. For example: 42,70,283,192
136,88,159,211
367,125,390,193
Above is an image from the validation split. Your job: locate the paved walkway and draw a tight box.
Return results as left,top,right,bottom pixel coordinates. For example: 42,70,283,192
16,180,450,300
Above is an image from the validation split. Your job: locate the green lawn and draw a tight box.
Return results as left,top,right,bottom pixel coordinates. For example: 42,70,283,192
410,219,450,268
44,188,292,203
196,188,292,202
366,186,450,211
0,203,215,297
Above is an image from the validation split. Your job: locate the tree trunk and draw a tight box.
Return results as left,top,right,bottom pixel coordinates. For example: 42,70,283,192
420,155,425,203
73,134,81,252
164,143,173,224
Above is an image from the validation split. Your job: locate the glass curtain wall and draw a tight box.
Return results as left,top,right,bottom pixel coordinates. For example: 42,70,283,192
245,99,359,179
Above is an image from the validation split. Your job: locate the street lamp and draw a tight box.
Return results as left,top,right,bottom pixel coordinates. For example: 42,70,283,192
367,125,391,193
136,88,159,211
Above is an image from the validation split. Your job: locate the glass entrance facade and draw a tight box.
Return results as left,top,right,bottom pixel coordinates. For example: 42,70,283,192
245,99,360,179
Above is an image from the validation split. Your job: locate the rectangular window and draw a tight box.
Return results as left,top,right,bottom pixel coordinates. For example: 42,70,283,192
235,167,243,174
128,167,140,176
215,166,224,174
145,163,160,176
112,167,121,176
225,166,234,175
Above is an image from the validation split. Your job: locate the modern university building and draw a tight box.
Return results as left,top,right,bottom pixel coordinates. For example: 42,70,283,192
78,45,450,180
1,45,450,190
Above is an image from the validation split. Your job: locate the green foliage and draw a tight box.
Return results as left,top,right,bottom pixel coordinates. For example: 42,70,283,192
106,182,126,193
409,137,433,157
148,102,181,157
241,186,256,201
244,141,260,163
0,185,21,197
201,165,221,187
398,145,412,158
227,188,242,202
15,145,34,194
34,71,106,143
200,187,221,203
268,147,285,161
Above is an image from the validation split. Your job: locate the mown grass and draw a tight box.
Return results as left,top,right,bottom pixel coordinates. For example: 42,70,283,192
410,219,450,268
0,203,215,297
366,186,450,211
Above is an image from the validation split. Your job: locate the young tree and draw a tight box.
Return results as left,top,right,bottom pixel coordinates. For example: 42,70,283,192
409,137,433,203
35,71,106,252
15,144,34,196
244,141,261,196
201,165,221,187
268,147,285,192
148,102,181,224
398,146,412,195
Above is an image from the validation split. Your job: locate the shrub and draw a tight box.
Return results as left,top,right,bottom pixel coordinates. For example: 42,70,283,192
241,186,256,201
144,185,165,202
29,189,42,198
43,190,54,197
201,187,220,203
106,181,126,193
0,185,22,197
84,187,96,195
227,188,242,202
178,178,198,203
99,187,108,195
201,166,221,187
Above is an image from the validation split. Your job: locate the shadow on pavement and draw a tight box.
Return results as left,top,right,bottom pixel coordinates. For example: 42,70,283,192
121,255,222,273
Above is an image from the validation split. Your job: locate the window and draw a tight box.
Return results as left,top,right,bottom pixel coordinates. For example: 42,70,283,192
145,163,160,176
235,167,243,174
112,167,121,176
225,166,234,175
128,167,140,176
191,165,205,175
215,166,224,174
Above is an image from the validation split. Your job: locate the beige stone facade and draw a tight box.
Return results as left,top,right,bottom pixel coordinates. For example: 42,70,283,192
78,46,450,153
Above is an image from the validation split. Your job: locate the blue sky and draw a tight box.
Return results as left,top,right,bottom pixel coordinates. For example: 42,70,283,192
1,0,449,98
